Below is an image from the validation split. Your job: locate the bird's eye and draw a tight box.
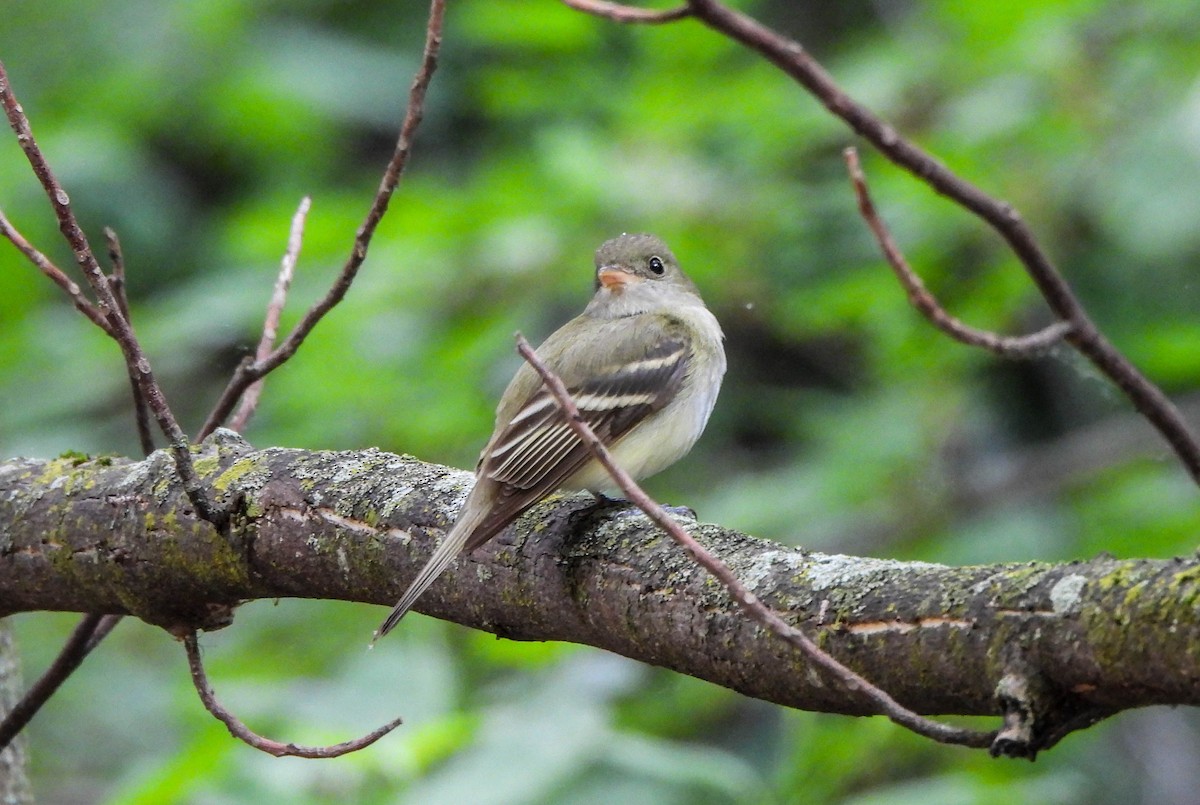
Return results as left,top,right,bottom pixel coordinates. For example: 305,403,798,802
648,256,665,275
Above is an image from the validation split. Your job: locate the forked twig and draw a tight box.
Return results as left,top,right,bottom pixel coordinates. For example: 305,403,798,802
0,222,146,753
0,209,110,333
675,0,1200,484
514,334,999,752
183,632,401,758
0,0,445,758
0,218,147,752
556,0,1200,483
0,60,224,526
844,148,1072,358
228,196,311,434
197,0,446,441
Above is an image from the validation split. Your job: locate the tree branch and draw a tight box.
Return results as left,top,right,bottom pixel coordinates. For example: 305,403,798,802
0,218,144,754
0,436,1192,754
556,1,1200,482
0,209,111,333
197,0,446,441
0,0,446,754
102,226,155,456
514,335,995,751
843,147,1073,358
183,631,401,758
227,196,311,435
665,0,1200,484
0,61,223,527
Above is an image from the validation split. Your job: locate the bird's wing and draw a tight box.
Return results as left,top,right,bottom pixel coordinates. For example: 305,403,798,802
460,321,690,552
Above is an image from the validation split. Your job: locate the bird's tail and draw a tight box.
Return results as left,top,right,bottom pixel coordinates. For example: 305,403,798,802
372,498,487,643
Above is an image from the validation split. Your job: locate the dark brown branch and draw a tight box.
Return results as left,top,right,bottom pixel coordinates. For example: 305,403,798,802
183,632,401,758
0,614,120,752
671,0,1200,484
103,226,155,456
197,0,446,441
513,334,998,752
559,0,690,23
844,148,1072,358
0,209,111,333
228,197,310,435
0,61,223,526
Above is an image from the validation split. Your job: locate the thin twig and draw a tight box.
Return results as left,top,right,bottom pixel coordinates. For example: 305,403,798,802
103,226,130,322
103,226,155,455
559,0,690,23
514,334,998,751
228,196,311,434
183,632,401,758
0,60,224,526
668,0,1200,484
844,148,1073,358
0,209,111,333
0,614,120,752
197,0,446,441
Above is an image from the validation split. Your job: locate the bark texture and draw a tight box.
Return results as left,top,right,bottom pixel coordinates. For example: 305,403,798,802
2,430,1198,742
0,620,34,804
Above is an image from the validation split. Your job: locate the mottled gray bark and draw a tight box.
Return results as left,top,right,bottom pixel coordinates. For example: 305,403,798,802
2,430,1198,749
0,620,34,804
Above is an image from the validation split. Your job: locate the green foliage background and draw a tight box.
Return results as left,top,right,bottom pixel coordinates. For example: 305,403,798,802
3,1,1200,802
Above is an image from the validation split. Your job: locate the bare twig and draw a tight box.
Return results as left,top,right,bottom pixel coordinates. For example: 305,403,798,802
559,0,690,23
664,0,1200,484
0,209,111,333
228,197,311,434
514,334,1000,752
0,614,120,752
103,226,155,455
844,148,1072,358
0,225,147,756
35,226,144,747
183,632,401,758
0,61,224,526
560,0,1200,483
197,0,446,441
102,226,130,321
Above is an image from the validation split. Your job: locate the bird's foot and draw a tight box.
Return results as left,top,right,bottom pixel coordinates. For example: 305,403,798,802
588,491,696,521
664,504,697,520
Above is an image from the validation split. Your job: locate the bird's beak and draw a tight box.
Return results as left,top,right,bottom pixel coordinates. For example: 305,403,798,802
597,265,637,290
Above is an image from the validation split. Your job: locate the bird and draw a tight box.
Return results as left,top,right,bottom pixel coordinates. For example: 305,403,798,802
374,233,726,640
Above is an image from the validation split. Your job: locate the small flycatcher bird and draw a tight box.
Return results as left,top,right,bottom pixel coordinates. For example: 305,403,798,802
374,233,725,640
